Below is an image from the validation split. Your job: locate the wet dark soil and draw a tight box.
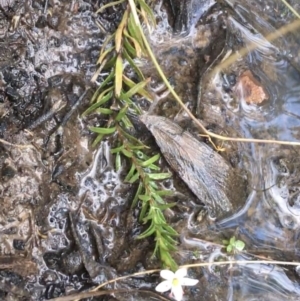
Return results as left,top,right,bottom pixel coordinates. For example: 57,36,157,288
1,0,300,300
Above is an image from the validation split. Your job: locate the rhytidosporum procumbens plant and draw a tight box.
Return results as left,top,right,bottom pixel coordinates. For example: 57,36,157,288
85,0,178,270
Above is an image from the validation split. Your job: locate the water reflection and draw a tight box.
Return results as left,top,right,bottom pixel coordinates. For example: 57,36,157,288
185,1,300,299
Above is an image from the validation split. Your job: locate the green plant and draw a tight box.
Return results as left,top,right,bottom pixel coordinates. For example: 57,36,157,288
223,236,245,253
86,0,178,270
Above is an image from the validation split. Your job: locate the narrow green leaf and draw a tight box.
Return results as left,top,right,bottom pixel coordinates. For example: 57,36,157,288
115,105,129,121
97,108,113,114
125,163,136,182
90,126,116,135
92,134,103,147
90,71,115,103
163,224,179,236
111,145,124,154
120,114,134,129
115,54,123,97
125,78,151,98
90,86,102,104
121,148,133,158
227,245,233,253
115,152,121,171
159,249,178,271
141,153,160,167
103,55,117,70
128,172,140,183
83,91,113,116
96,87,114,104
123,47,144,80
127,144,145,150
138,194,151,202
161,234,178,245
148,173,172,180
152,192,164,204
156,203,177,210
123,75,153,101
156,190,173,197
127,13,147,55
131,182,144,208
139,202,149,221
149,180,158,189
119,91,141,115
147,163,160,171
160,239,177,252
118,126,148,147
123,36,137,58
142,211,155,222
138,225,155,239
155,208,166,221
119,90,133,105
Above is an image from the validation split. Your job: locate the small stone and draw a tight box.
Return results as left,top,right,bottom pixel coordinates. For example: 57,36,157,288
235,70,268,104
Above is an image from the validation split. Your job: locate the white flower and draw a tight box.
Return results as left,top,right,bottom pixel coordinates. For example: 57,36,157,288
155,268,199,301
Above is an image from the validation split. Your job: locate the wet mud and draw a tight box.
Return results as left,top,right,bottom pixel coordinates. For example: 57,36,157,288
1,0,300,300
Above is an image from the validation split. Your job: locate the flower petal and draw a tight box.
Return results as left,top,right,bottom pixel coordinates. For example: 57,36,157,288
181,278,199,286
174,268,187,279
172,284,183,301
155,280,172,293
160,269,175,280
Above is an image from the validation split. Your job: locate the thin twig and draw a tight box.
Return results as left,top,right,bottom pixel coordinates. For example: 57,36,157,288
181,259,300,269
48,288,171,301
280,0,300,18
0,138,35,149
50,259,300,301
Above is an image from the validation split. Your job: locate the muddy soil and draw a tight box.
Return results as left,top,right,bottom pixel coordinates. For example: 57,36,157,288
1,0,300,301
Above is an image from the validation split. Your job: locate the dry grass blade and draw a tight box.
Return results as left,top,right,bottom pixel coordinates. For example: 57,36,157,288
279,0,300,18
97,46,114,65
48,258,300,301
91,57,109,83
99,34,115,57
115,54,123,97
115,9,129,53
0,139,36,149
48,288,171,301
